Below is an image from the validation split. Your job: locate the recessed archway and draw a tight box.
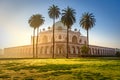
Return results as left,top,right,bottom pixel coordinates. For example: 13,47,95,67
72,36,77,43
42,36,48,43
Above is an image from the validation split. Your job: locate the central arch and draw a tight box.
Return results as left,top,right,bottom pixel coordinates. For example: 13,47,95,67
42,36,48,43
72,36,77,43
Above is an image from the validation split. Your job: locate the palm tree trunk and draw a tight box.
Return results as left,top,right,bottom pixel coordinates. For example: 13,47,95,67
87,29,89,54
36,28,39,58
87,29,89,47
66,27,69,58
53,18,55,58
33,28,35,58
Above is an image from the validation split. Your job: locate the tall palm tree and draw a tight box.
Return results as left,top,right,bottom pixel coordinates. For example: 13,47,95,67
28,14,37,58
36,14,44,58
28,14,44,58
80,12,96,47
48,4,60,58
61,6,76,58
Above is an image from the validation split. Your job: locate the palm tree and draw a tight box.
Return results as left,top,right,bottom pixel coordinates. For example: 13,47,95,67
28,14,44,58
28,14,38,58
80,12,96,48
48,4,60,58
36,14,44,58
61,6,76,58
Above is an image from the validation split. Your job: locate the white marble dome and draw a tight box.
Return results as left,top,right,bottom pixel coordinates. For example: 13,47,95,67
52,21,67,30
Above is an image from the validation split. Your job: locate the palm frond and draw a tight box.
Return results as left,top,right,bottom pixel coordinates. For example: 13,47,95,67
48,4,60,19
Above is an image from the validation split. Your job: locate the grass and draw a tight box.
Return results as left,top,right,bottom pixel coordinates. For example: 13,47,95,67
0,57,120,80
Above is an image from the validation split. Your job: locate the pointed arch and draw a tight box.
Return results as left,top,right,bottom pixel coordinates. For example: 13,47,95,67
72,36,77,43
42,36,48,43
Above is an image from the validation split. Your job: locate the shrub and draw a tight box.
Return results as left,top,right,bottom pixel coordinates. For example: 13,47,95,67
116,51,120,57
81,45,89,56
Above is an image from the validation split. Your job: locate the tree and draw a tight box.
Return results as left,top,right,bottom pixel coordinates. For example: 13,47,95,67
61,6,76,58
116,51,120,57
28,14,44,58
48,5,60,58
28,14,37,58
36,14,44,58
81,45,89,56
80,12,96,47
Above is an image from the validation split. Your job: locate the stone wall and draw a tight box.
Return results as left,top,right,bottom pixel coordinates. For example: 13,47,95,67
3,43,116,58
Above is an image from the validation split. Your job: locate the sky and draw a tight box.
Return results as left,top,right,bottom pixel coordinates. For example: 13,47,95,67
0,0,120,49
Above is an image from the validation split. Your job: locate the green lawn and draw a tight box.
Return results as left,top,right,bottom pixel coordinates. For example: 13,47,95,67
0,57,120,80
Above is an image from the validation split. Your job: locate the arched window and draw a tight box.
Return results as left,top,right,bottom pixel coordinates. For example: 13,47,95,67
98,49,99,55
76,47,79,54
40,47,43,54
39,38,41,43
72,46,75,54
58,47,62,54
45,46,48,54
59,35,62,39
89,48,91,54
42,36,48,43
72,36,77,43
38,47,40,55
79,39,82,43
77,47,80,54
50,46,53,53
68,46,71,54
92,48,94,54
